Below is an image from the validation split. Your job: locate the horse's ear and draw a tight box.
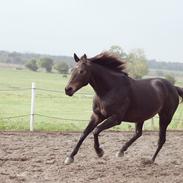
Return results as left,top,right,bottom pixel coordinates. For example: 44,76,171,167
83,54,87,60
74,53,80,62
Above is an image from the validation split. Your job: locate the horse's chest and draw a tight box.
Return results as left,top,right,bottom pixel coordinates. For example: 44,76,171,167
97,102,111,117
100,106,107,117
94,96,124,117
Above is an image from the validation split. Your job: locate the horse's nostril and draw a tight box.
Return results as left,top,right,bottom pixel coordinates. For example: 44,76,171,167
65,87,73,95
65,87,72,92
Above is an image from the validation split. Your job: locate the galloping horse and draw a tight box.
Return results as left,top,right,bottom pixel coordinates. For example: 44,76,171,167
64,52,183,165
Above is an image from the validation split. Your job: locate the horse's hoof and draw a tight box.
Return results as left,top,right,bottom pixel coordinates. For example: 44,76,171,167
141,158,154,165
116,151,124,158
64,156,74,165
97,148,104,158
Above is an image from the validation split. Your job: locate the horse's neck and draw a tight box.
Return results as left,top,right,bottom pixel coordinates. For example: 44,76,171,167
89,64,121,97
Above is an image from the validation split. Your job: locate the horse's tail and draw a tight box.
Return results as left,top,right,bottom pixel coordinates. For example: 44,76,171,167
175,86,183,102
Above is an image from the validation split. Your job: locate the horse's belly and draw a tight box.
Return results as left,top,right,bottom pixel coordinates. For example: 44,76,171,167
124,104,162,122
124,112,156,122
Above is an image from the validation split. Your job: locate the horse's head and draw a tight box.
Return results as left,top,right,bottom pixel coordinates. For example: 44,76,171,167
65,53,91,96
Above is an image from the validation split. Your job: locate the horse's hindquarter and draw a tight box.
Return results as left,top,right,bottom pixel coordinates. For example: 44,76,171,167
124,78,170,122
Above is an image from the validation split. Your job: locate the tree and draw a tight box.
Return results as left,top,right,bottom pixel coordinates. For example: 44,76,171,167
39,58,54,72
165,74,176,85
127,49,148,79
109,45,127,59
54,62,69,74
25,59,38,71
109,46,148,79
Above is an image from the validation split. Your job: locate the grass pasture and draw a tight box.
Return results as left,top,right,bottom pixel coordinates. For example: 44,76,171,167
0,67,183,131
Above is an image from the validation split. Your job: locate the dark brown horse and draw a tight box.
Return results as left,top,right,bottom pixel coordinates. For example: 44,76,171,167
64,52,183,165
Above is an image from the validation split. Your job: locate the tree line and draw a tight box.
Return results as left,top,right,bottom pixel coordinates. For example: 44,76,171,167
0,48,179,83
148,59,183,71
25,58,69,74
0,50,183,73
0,50,73,67
25,45,149,78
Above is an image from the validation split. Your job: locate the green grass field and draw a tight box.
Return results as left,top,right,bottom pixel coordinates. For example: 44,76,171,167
0,67,183,131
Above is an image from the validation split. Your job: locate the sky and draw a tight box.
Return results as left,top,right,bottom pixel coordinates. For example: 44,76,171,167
0,0,182,62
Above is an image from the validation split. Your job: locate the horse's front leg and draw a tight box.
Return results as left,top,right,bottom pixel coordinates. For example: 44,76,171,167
93,115,123,157
93,101,129,158
64,113,99,165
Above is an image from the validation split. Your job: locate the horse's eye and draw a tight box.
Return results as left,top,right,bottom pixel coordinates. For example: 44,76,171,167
79,70,84,74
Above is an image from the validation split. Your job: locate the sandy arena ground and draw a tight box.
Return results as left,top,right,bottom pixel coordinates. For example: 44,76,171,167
0,131,183,183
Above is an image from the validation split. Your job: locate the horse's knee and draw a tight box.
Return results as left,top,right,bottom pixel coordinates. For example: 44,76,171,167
93,127,99,136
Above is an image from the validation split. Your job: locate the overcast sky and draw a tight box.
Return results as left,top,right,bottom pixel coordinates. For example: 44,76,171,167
0,0,182,62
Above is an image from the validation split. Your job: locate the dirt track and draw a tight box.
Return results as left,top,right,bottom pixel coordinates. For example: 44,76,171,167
0,131,183,183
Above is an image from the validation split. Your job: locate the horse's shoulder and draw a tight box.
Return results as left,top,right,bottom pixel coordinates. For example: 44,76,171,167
92,95,100,108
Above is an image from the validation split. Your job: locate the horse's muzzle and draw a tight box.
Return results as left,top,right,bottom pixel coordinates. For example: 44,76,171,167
65,86,74,96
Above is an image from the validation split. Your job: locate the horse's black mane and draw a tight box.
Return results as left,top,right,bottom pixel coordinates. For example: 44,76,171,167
88,52,127,74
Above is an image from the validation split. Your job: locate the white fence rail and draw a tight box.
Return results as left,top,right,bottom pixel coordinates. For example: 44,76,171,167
0,82,91,131
0,82,183,131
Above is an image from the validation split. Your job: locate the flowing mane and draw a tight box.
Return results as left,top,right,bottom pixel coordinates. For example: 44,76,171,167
88,52,127,74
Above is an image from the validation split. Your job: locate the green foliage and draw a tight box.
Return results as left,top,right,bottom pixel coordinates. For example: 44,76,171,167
165,74,176,85
39,57,54,72
109,45,127,59
54,62,69,74
109,46,148,79
127,49,148,79
25,59,38,71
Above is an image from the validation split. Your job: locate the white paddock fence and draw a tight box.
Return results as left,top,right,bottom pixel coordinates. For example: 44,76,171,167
0,82,183,131
30,82,36,131
0,82,91,131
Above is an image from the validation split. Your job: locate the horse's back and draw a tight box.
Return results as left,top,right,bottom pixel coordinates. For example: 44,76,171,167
131,78,178,104
124,78,179,122
151,78,179,113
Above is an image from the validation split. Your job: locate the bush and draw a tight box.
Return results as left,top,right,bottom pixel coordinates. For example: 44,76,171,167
25,59,38,71
39,58,54,72
54,62,69,74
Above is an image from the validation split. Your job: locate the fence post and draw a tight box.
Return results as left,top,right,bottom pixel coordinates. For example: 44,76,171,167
30,82,36,131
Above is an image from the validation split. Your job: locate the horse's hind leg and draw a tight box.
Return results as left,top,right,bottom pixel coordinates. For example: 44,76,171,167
116,122,144,157
151,113,173,162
